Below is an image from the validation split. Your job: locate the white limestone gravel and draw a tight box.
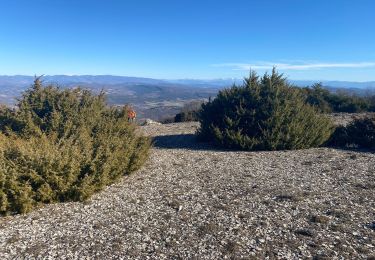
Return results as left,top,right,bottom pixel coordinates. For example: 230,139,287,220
0,121,374,259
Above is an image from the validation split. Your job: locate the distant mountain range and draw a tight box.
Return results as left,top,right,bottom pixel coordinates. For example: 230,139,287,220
292,80,375,90
0,75,375,120
1,75,375,89
0,75,222,105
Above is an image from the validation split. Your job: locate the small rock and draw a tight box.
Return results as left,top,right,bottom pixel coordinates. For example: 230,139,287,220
141,119,162,126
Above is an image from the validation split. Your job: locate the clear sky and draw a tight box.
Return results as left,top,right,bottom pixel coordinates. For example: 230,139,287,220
0,0,375,81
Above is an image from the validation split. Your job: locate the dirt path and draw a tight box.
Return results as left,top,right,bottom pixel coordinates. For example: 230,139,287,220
0,122,374,259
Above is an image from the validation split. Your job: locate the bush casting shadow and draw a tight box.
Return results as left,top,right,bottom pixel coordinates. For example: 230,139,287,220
197,69,334,151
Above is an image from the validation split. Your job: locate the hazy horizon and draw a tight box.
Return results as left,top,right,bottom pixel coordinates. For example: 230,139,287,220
1,74,375,84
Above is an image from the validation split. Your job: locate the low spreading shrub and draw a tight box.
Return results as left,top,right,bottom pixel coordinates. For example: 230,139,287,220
175,110,199,122
327,116,375,149
159,101,203,124
0,78,151,215
197,69,334,150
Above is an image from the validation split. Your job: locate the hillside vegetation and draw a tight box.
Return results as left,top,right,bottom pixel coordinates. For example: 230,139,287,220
302,83,375,113
0,78,150,215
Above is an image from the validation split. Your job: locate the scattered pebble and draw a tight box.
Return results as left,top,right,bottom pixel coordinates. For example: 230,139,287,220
0,121,374,259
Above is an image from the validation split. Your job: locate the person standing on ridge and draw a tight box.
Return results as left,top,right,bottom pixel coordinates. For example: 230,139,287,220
127,106,136,122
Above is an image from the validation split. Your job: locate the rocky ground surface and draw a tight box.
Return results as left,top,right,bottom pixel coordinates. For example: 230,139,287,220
328,112,375,126
0,121,374,259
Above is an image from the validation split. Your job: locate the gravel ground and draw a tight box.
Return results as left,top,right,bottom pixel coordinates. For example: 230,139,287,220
328,112,375,126
0,121,374,259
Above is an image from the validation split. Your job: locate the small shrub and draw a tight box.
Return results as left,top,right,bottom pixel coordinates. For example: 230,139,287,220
174,110,199,122
197,69,334,150
328,116,375,149
0,78,151,215
174,100,203,122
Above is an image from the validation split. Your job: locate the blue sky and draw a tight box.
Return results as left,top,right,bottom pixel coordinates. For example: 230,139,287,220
0,0,374,81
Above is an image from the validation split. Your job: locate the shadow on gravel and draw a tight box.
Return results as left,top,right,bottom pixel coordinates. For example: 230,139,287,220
152,134,217,150
328,146,375,154
154,133,375,154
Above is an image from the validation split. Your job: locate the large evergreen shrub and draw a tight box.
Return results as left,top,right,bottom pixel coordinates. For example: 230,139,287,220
197,69,334,150
0,78,151,215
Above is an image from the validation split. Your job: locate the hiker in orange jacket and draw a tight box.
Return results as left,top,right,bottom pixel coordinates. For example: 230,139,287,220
127,107,136,122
